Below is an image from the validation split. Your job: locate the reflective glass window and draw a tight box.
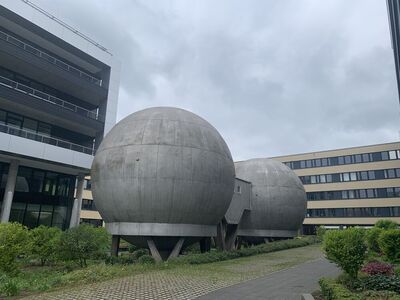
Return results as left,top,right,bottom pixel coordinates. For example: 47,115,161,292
360,171,368,180
24,203,40,228
306,160,312,168
381,151,389,161
338,156,345,165
321,158,328,167
326,174,332,183
9,202,25,224
38,205,53,226
0,110,6,124
332,174,340,182
311,176,317,184
372,152,382,161
359,189,367,198
330,157,338,166
389,150,397,160
367,189,375,198
342,173,350,182
7,113,23,128
387,169,396,179
348,190,355,199
292,161,300,169
350,172,357,181
375,170,385,180
342,191,348,199
300,160,306,168
396,169,400,178
368,171,375,180
362,153,370,162
344,155,352,164
315,159,321,167
320,174,326,183
354,154,362,163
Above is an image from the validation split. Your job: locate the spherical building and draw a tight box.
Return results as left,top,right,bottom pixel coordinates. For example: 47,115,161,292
91,107,235,259
235,158,306,239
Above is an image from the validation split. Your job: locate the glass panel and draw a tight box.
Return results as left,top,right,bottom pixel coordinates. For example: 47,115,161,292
372,152,382,161
300,161,306,168
396,169,400,178
342,191,348,199
338,156,344,165
387,169,396,179
362,153,370,162
7,113,23,128
0,110,6,124
321,158,328,167
315,159,321,167
311,176,317,184
348,190,355,199
343,173,350,182
332,174,340,182
22,118,38,133
375,170,385,180
320,174,326,183
360,171,368,180
359,189,367,198
24,203,40,228
31,171,44,193
354,154,362,163
389,150,397,160
306,160,312,168
15,167,31,192
381,151,389,161
52,206,67,229
326,174,332,183
37,123,51,137
344,155,352,164
368,171,375,180
350,172,357,181
330,157,338,166
366,189,375,198
9,202,26,223
38,205,53,226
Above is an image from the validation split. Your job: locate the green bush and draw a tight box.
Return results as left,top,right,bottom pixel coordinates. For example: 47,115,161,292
0,275,20,297
360,275,400,294
29,225,61,266
375,220,398,230
57,224,110,267
323,228,366,278
0,223,29,274
316,226,327,242
366,227,383,254
105,254,135,265
378,229,400,262
132,248,149,259
128,244,137,253
138,255,155,264
319,278,361,300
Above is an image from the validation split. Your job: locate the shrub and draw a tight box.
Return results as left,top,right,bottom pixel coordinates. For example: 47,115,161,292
0,276,20,297
360,275,400,293
57,224,110,267
0,223,29,274
323,228,366,278
105,254,135,265
29,225,61,266
316,226,327,242
361,262,394,276
319,278,361,300
132,248,149,259
138,255,155,264
378,229,400,262
366,227,383,254
128,244,137,253
375,220,398,230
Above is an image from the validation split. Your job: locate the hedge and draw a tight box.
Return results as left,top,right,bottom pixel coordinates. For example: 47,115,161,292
172,236,317,265
319,278,361,300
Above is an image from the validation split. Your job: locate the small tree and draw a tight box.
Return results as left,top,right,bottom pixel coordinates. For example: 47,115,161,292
316,226,327,242
375,220,397,230
378,229,400,262
29,225,61,266
58,224,110,267
366,227,383,253
0,223,29,274
323,228,366,278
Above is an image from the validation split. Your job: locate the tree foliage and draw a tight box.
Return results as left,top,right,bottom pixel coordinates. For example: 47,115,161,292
378,229,400,263
58,224,110,267
374,220,398,230
0,223,29,274
29,225,61,266
323,228,366,278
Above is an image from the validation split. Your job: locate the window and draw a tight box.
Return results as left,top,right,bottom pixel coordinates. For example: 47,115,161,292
332,174,340,182
367,189,375,198
396,169,400,178
362,153,370,162
300,160,306,168
348,190,355,199
321,158,328,167
338,156,345,165
368,171,375,180
330,157,339,166
311,176,317,184
372,152,382,161
389,150,397,160
350,172,357,181
354,154,362,163
359,189,367,198
315,159,321,167
292,161,300,169
375,170,385,180
326,174,332,183
381,151,389,161
342,173,350,182
320,174,326,183
360,171,368,180
306,160,312,168
23,118,38,133
7,113,23,128
344,155,352,164
342,191,348,199
387,169,396,179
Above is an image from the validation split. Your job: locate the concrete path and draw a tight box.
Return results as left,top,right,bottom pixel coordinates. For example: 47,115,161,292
196,258,340,300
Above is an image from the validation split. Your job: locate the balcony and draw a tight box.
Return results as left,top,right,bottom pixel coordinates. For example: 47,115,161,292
0,75,103,121
0,29,102,87
0,123,94,155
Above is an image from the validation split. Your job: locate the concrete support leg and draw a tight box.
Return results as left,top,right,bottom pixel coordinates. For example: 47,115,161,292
111,235,120,257
200,237,211,253
168,238,185,260
216,221,226,250
147,239,163,262
225,224,238,251
0,160,19,223
69,174,85,228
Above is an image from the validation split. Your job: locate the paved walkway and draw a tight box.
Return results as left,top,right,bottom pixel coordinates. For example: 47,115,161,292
20,245,338,300
196,258,340,300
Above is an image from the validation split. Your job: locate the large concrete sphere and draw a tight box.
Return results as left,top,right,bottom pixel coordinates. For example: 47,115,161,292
91,107,235,242
235,158,306,238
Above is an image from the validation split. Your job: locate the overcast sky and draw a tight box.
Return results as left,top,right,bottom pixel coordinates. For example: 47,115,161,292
33,0,400,161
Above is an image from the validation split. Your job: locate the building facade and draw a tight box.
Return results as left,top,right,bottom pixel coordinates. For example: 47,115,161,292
0,1,119,229
273,142,400,234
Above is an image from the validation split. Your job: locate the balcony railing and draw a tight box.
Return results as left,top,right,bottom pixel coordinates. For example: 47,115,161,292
0,75,102,121
0,29,102,87
0,123,94,155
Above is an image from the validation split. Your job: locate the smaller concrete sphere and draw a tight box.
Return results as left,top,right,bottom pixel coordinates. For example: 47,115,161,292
235,158,306,237
91,107,235,237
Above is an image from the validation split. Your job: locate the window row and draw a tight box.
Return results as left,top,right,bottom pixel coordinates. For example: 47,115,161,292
300,168,400,185
306,207,400,218
307,187,400,201
80,218,103,227
284,150,400,170
0,108,95,149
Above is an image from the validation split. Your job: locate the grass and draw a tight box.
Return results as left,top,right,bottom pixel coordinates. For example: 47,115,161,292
6,244,323,299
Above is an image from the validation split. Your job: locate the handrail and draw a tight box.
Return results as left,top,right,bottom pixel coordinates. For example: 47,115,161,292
0,75,103,121
0,29,102,87
20,0,112,55
0,123,94,155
